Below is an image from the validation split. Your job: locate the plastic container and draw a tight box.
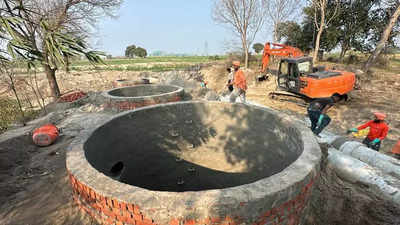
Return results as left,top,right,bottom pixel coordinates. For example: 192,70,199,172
32,124,59,147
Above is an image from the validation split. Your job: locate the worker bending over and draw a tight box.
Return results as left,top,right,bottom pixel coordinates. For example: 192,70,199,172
229,61,247,103
307,93,345,136
348,112,389,151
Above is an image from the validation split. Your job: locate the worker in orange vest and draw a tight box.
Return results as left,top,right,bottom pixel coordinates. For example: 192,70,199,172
391,140,400,159
229,61,247,103
348,112,389,151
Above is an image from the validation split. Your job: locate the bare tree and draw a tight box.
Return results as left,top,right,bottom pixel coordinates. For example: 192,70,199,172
309,0,339,63
364,3,400,72
213,0,264,68
263,0,304,42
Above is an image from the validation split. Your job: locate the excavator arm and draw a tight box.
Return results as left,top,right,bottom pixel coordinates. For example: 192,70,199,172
261,42,304,73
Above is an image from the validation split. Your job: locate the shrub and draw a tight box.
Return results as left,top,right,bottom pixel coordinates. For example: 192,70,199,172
0,98,19,133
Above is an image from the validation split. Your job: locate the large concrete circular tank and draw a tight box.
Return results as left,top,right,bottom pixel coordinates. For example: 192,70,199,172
102,84,184,112
66,101,321,225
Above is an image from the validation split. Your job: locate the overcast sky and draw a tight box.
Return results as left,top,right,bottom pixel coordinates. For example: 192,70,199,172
95,0,271,56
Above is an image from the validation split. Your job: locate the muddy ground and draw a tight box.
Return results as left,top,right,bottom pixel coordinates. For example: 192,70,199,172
0,61,399,225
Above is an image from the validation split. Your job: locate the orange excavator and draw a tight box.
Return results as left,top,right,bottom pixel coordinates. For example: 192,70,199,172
260,42,356,100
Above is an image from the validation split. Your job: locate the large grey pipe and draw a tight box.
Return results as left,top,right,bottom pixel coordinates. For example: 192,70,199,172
329,137,400,179
327,148,400,205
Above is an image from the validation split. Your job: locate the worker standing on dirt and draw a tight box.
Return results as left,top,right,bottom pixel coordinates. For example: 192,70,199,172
229,61,247,103
348,113,389,152
226,67,234,92
307,93,344,136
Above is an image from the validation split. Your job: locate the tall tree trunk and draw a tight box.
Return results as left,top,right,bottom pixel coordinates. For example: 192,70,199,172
242,35,249,68
364,4,400,72
244,46,249,68
313,24,324,64
273,22,279,42
43,64,61,99
313,3,326,64
340,44,348,62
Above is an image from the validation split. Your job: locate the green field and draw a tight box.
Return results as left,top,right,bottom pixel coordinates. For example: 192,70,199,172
71,56,225,67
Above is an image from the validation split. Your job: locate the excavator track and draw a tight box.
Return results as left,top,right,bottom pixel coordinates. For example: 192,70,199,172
268,91,309,107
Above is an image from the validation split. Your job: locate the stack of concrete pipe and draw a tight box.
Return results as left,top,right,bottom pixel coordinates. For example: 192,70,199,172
318,134,400,205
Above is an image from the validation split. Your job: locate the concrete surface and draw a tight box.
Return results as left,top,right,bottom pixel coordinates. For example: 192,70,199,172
67,101,322,225
102,84,184,112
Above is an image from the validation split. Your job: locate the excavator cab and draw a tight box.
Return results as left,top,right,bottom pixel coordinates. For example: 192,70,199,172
277,57,313,93
262,43,355,99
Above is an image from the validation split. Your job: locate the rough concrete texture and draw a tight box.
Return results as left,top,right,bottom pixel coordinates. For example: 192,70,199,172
67,101,321,225
308,145,400,225
327,148,400,204
85,101,304,191
102,85,184,112
336,141,400,179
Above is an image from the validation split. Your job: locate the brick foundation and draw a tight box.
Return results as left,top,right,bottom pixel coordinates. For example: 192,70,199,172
69,171,317,225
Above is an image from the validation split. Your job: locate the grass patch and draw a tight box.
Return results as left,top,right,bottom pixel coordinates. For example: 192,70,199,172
78,63,193,72
72,56,226,67
0,98,41,134
0,98,20,133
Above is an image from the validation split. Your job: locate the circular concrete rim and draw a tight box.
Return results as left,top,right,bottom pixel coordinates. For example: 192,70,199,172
101,84,184,100
66,101,321,207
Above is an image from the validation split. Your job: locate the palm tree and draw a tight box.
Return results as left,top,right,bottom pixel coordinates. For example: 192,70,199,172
0,0,104,100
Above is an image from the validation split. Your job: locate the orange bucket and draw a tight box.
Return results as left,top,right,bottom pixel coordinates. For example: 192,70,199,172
32,124,59,147
392,140,400,155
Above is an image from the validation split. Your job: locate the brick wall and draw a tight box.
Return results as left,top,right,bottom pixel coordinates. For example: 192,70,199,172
68,171,317,225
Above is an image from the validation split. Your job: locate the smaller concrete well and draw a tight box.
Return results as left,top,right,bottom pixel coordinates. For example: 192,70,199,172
67,101,321,225
102,84,184,112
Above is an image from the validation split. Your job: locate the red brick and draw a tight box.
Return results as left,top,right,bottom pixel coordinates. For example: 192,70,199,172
128,204,135,212
211,217,221,223
120,202,127,210
113,199,120,208
134,213,143,221
113,207,121,216
143,218,153,224
106,198,113,207
170,218,180,225
104,217,114,225
102,208,114,218
136,220,154,225
134,205,141,214
184,219,195,225
126,217,136,225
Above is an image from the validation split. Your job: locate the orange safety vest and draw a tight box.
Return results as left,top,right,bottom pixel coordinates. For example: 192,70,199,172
233,69,247,91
